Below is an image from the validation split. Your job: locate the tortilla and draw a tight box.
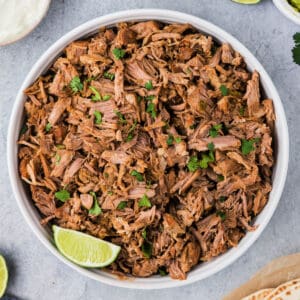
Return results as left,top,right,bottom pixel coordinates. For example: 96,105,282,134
241,288,274,300
265,278,300,300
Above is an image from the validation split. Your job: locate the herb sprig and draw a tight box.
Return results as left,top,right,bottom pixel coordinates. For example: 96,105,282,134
292,32,300,65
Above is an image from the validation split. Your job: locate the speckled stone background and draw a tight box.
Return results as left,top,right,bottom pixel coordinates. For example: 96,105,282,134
0,0,299,299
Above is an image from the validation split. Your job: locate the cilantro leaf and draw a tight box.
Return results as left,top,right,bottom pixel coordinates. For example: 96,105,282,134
187,156,199,172
93,110,102,125
145,80,153,90
292,32,300,65
103,72,115,80
209,124,222,138
112,48,125,60
141,241,152,258
89,86,101,101
216,210,226,221
20,124,28,135
55,153,61,165
207,142,215,152
114,110,127,124
145,95,155,101
55,190,70,202
187,144,215,171
146,102,156,118
199,153,213,169
70,76,83,93
219,196,227,202
102,94,111,101
89,191,102,216
217,174,224,182
166,134,174,146
126,120,137,142
220,85,229,96
117,201,127,210
131,170,144,182
175,137,182,143
45,122,52,132
241,138,260,155
158,267,168,276
138,194,152,208
141,228,147,239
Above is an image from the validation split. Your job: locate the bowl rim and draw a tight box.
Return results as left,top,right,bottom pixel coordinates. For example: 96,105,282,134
0,0,51,47
7,8,289,289
273,0,300,25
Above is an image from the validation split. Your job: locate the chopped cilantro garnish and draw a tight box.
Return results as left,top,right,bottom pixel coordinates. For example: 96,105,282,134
102,94,111,101
89,86,101,101
207,142,215,151
158,267,167,276
20,124,28,135
241,138,260,155
217,174,224,182
114,110,127,124
145,80,153,90
45,122,52,132
187,143,215,171
187,156,199,172
141,241,152,258
175,137,182,143
117,201,127,210
216,210,226,221
219,196,227,202
85,76,96,83
55,190,70,202
145,95,155,101
131,170,144,182
138,194,152,208
166,134,174,146
146,102,156,118
93,110,102,125
70,76,83,93
292,32,300,65
141,228,147,240
220,85,229,96
103,72,115,80
239,106,245,116
89,191,102,216
126,120,137,142
55,153,61,165
112,48,125,60
209,124,222,138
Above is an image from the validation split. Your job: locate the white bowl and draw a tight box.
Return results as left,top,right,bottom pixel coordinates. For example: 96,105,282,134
0,0,51,47
7,9,289,289
273,0,300,25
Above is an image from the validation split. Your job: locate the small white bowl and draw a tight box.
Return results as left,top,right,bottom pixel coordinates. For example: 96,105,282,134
0,0,51,46
273,0,300,25
7,9,289,289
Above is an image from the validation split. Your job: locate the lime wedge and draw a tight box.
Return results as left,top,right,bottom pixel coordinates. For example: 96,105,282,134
53,225,121,268
0,255,8,298
231,0,260,4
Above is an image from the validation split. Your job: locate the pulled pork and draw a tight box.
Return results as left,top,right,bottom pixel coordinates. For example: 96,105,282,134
18,21,274,280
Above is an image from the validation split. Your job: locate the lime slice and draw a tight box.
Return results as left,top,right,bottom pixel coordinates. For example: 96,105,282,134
53,225,121,268
0,255,8,298
231,0,260,4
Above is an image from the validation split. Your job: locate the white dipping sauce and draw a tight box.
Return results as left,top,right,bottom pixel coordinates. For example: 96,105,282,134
0,0,49,45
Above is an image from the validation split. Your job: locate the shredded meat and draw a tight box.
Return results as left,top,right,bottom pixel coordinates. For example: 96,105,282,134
18,21,274,280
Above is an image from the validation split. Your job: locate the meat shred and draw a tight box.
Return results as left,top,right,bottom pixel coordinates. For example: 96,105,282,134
18,21,274,280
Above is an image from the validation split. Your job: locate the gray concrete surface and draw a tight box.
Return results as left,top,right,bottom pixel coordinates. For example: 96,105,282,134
0,0,299,299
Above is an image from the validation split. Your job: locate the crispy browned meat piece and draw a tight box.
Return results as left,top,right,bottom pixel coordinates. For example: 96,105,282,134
18,21,274,280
